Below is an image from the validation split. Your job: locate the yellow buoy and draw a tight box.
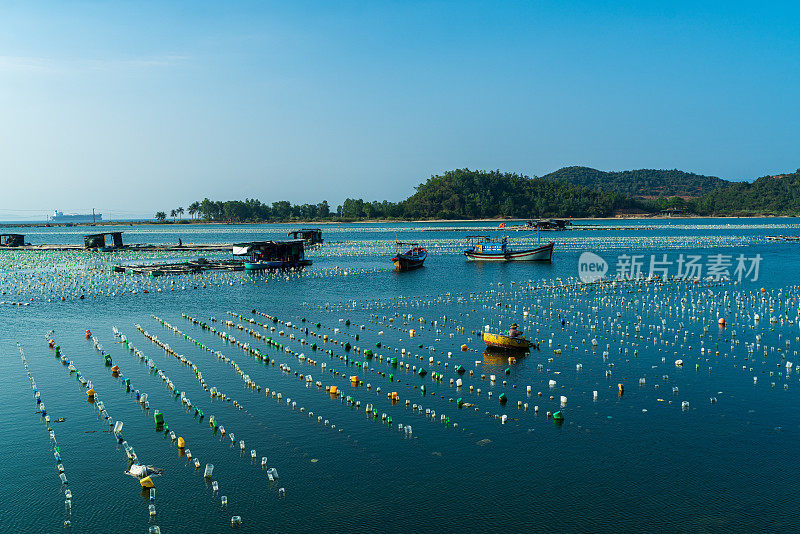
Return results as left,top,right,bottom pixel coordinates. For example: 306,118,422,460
460,344,468,352
87,388,95,397
140,476,154,488
177,437,185,448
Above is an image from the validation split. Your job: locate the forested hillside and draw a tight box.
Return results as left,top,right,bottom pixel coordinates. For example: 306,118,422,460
402,169,633,219
543,166,727,197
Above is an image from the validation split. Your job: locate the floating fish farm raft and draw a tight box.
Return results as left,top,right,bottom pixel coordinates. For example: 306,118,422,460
112,258,244,276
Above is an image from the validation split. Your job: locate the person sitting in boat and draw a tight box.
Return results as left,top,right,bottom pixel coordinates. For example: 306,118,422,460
508,323,522,338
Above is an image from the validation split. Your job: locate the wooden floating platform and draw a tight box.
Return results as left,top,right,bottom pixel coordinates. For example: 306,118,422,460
114,259,244,276
421,225,654,232
0,243,233,252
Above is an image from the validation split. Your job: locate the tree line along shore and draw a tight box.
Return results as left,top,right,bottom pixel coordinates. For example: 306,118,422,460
148,167,800,223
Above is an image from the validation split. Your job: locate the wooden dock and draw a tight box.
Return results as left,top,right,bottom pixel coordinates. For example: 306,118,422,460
0,243,233,252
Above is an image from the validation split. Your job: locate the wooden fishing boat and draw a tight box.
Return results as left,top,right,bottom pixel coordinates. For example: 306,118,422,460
483,332,531,351
393,242,427,271
464,235,553,262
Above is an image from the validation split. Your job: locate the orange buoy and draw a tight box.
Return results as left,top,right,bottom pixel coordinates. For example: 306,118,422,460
85,330,92,338
48,339,55,348
508,357,517,364
87,388,95,398
460,344,468,352
330,385,338,395
718,317,726,326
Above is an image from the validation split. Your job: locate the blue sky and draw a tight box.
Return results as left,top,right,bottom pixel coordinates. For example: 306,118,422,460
1,1,798,220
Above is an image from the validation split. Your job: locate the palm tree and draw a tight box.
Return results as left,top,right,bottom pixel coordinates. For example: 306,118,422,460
176,207,185,219
155,211,166,222
188,201,200,219
170,209,177,220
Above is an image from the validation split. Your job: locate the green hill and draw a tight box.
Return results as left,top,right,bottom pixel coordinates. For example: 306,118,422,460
401,169,635,219
542,166,728,198
693,170,800,215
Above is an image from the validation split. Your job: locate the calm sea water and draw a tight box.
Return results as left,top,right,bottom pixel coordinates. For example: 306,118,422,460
3,218,800,533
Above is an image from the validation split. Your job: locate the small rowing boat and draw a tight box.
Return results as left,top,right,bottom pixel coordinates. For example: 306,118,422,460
483,332,531,351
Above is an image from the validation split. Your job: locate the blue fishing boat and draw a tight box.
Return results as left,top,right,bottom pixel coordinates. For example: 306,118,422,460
464,234,554,262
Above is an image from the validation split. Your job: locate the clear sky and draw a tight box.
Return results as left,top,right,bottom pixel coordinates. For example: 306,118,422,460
1,1,798,220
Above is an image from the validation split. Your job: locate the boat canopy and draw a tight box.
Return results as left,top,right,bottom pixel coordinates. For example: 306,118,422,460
233,240,306,262
233,240,304,255
465,235,492,244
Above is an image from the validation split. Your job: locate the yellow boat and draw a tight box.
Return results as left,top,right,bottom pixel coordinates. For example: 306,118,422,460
483,332,531,351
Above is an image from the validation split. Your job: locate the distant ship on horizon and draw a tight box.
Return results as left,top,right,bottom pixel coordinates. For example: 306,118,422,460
49,210,102,223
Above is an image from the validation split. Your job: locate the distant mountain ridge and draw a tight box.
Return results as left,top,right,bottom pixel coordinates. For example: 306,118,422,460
542,166,729,198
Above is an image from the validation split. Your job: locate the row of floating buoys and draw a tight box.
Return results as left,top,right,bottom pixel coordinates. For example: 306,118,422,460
132,322,287,501
88,334,167,504
254,309,525,423
167,314,351,436
18,343,74,528
47,335,158,528
106,328,268,521
212,312,461,428
206,315,373,427
97,330,256,527
186,310,447,436
219,310,501,429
